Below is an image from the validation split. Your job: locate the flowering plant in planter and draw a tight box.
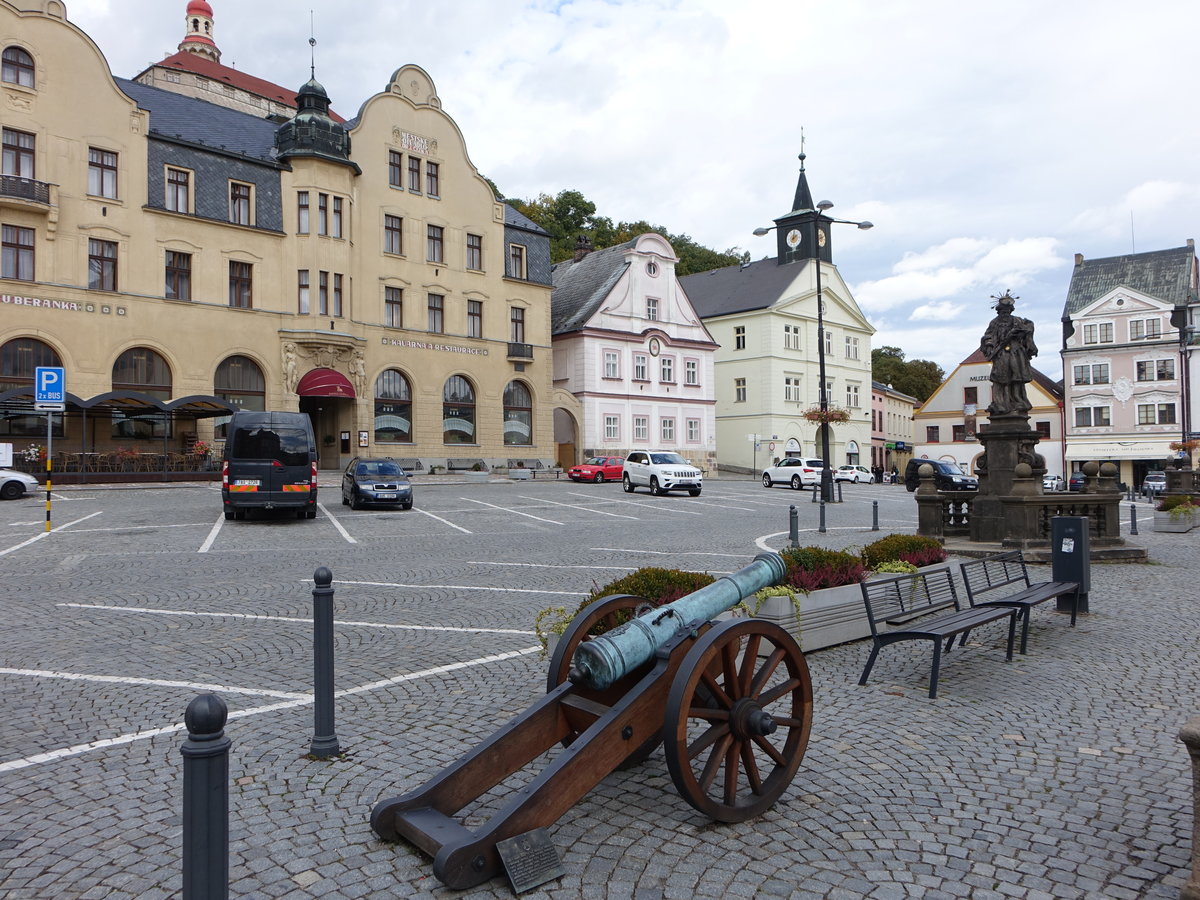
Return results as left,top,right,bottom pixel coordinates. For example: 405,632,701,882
779,546,868,592
801,406,851,425
1169,440,1199,453
191,440,210,457
860,534,947,570
1157,493,1197,518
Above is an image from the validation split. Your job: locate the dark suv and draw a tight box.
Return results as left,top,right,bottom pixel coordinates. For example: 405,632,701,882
904,458,978,492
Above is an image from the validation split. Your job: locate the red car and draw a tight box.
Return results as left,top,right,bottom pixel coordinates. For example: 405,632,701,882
568,456,625,483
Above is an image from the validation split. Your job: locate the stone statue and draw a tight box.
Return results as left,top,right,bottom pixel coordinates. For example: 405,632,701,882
980,291,1037,416
282,343,299,392
351,349,367,395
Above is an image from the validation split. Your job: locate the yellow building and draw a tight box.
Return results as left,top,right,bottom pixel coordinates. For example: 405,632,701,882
0,0,569,476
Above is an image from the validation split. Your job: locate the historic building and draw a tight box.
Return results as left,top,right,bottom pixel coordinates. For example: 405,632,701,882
680,156,874,473
870,380,917,477
551,234,718,469
0,0,567,474
912,351,1064,479
1060,242,1199,488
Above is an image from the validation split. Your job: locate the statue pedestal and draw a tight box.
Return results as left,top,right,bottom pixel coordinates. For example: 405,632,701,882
970,414,1046,544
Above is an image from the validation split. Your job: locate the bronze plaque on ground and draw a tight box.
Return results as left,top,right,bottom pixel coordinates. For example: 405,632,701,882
496,828,563,894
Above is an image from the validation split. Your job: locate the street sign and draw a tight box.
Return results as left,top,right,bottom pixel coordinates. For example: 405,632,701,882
34,402,65,412
35,366,65,403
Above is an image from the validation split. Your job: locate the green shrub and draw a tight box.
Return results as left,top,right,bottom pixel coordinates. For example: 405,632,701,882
860,533,947,569
780,546,868,593
1157,494,1197,513
872,560,919,575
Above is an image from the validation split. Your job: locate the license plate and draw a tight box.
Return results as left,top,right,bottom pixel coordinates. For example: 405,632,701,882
376,493,397,499
234,479,260,486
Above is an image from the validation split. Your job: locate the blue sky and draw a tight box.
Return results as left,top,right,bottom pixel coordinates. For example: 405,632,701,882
68,0,1200,381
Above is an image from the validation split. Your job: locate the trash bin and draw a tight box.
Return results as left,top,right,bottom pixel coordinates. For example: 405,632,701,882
1051,515,1090,614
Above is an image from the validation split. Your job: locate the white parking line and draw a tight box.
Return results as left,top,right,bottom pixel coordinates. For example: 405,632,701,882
333,579,585,596
0,510,102,558
415,507,472,534
59,602,540,632
318,502,358,543
591,546,746,559
566,493,705,516
198,513,223,553
0,667,308,700
470,560,636,572
517,495,637,519
0,646,539,774
461,496,563,525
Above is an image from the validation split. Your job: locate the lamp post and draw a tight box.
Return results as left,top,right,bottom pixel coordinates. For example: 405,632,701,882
755,202,872,502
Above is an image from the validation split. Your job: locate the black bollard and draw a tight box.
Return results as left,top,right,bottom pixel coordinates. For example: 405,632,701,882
789,504,798,548
311,566,340,759
872,500,879,531
1129,503,1138,536
181,693,230,900
837,482,843,503
818,500,827,534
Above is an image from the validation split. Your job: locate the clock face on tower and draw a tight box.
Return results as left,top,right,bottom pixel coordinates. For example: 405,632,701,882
786,229,802,249
817,228,827,247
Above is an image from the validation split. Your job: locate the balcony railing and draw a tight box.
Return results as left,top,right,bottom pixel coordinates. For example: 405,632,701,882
0,174,51,205
507,342,533,361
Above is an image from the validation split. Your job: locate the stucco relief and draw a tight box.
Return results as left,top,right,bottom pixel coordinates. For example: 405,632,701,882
1111,376,1134,404
285,340,365,392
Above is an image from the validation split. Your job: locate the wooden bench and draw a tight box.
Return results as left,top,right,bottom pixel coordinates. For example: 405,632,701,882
959,550,1080,655
859,568,1018,699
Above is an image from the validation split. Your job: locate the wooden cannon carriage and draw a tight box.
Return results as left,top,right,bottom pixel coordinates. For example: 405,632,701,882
370,552,814,890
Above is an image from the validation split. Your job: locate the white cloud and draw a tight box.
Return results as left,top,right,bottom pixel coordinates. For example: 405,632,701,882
909,301,962,322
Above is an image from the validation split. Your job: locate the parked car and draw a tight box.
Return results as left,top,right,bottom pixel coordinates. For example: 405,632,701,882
0,468,38,500
1042,473,1065,492
762,457,824,490
1141,471,1167,498
567,456,625,483
622,450,703,496
221,410,318,520
341,457,414,510
835,464,874,484
903,458,978,492
1068,471,1087,492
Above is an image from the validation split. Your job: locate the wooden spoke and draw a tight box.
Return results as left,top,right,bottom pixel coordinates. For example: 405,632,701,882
664,619,813,822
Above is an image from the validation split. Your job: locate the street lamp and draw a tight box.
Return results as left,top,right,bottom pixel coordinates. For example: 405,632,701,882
754,202,873,502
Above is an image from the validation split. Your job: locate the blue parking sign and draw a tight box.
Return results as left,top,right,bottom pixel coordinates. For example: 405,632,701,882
35,366,65,403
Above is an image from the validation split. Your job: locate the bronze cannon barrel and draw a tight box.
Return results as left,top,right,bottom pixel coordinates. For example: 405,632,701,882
568,551,787,690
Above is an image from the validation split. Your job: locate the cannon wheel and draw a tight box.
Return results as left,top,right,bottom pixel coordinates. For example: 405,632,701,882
547,593,662,765
664,618,812,822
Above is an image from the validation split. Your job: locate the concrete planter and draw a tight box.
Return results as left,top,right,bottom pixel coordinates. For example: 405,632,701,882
1153,509,1197,533
465,470,489,482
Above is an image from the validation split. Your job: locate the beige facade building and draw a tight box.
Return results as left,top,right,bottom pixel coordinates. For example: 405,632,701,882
0,0,570,475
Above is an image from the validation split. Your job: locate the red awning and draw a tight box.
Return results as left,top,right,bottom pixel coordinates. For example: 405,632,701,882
295,368,356,398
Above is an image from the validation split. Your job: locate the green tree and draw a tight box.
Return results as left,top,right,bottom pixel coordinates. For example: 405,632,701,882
871,346,945,403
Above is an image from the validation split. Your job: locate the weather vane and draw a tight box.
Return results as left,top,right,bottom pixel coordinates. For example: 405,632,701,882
309,10,316,78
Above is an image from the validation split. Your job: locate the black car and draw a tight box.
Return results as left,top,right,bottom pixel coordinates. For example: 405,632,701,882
903,458,978,492
1068,471,1087,492
341,457,414,509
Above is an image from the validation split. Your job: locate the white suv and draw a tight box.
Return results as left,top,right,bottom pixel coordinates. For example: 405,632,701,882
622,451,703,496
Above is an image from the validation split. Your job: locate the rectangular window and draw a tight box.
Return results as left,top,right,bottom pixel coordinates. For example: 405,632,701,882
604,350,619,379
686,418,700,443
408,156,421,191
661,417,675,442
1073,363,1109,385
164,250,191,300
735,377,746,403
384,215,402,254
952,424,967,442
1075,406,1112,427
646,297,658,321
2,224,34,281
1035,421,1051,439
964,386,978,405
1137,403,1176,425
317,193,328,235
508,243,526,279
2,127,35,177
1136,359,1176,381
510,307,525,343
228,261,252,308
384,286,402,327
297,191,309,234
1083,323,1114,344
604,415,619,441
467,299,482,338
165,167,190,213
332,197,343,238
318,270,328,315
427,225,444,263
88,238,117,291
88,147,118,198
633,355,648,381
427,293,444,333
426,161,440,197
466,233,483,270
784,376,801,403
297,269,310,314
1130,318,1162,341
333,273,343,317
926,426,941,442
633,416,648,442
229,181,252,225
685,359,698,385
734,326,746,350
784,324,800,350
845,335,860,359
824,329,833,356
846,384,861,408
660,356,674,383
388,150,402,188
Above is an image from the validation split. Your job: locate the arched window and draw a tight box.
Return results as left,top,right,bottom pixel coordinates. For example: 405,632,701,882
112,347,172,438
0,337,61,437
1,47,34,88
442,375,475,444
374,369,413,444
213,355,265,438
502,380,533,446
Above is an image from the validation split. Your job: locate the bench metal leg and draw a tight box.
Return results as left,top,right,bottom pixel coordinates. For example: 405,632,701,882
858,642,882,687
928,638,942,699
1017,608,1031,655
1004,613,1016,661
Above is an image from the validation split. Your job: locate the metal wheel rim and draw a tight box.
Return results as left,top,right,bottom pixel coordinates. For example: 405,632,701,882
791,475,801,490
664,618,812,822
762,474,771,487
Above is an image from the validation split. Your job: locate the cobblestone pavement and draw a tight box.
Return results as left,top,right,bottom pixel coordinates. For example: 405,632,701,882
0,476,1194,898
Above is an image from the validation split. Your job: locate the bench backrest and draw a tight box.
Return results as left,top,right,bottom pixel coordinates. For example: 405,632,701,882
860,568,961,635
959,551,1031,602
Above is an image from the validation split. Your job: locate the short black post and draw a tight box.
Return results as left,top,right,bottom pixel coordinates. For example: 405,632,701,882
311,566,340,759
818,500,827,534
1129,503,1139,536
836,482,843,503
181,693,230,900
872,500,879,531
788,504,798,548
810,485,817,503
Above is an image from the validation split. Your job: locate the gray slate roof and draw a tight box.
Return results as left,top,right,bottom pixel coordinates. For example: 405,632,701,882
1063,244,1197,316
116,77,282,165
504,204,549,235
550,240,636,335
678,256,805,318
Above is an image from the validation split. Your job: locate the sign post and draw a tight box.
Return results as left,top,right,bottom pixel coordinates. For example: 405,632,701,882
35,367,65,533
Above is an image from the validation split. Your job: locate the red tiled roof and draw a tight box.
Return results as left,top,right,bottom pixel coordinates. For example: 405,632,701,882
143,51,345,123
